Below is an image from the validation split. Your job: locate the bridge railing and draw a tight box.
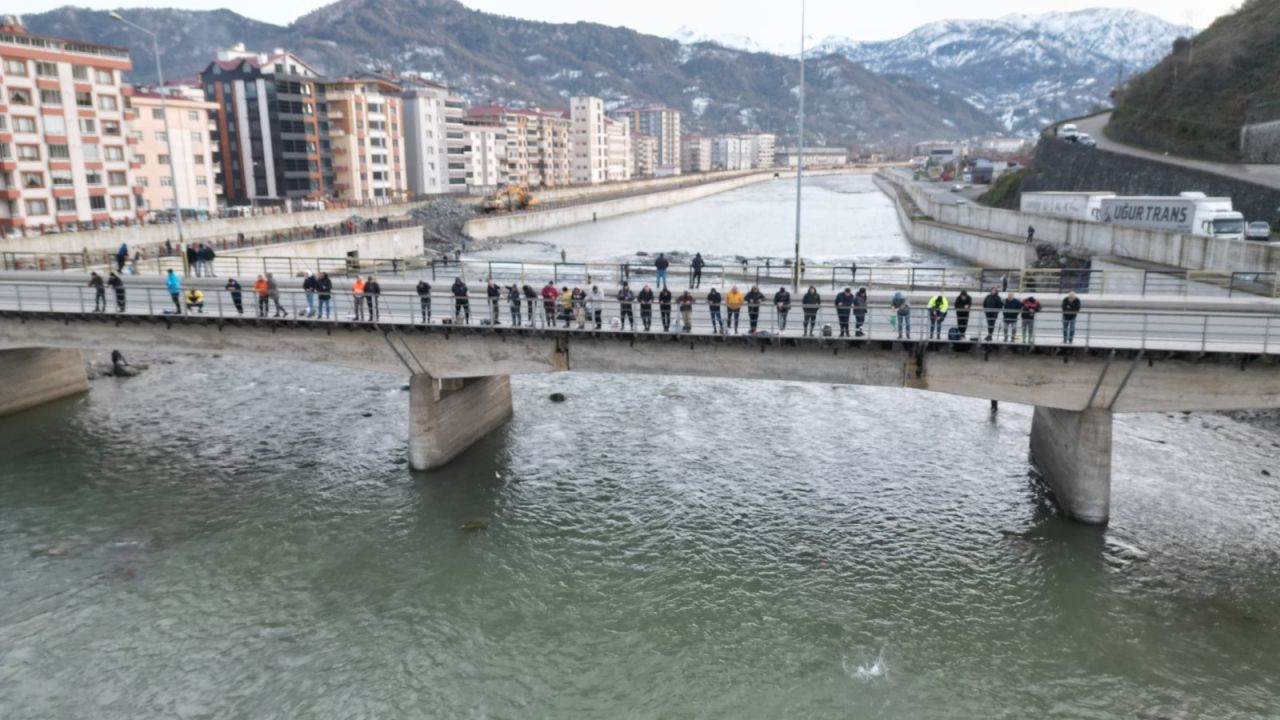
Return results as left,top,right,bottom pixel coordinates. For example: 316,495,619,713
2,281,1277,356
6,252,1276,299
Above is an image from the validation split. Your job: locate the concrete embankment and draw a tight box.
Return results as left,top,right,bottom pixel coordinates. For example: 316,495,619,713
1,201,428,257
464,168,864,240
876,170,1280,273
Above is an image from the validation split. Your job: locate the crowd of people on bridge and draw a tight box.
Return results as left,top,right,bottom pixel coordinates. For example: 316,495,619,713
94,250,1090,346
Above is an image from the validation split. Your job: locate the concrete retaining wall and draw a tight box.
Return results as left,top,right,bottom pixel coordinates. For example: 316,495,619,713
464,172,780,239
0,200,425,256
879,170,1280,272
874,174,1030,268
223,227,423,262
0,348,89,416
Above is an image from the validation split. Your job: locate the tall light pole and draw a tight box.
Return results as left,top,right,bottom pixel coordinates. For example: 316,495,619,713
110,11,187,272
792,0,806,294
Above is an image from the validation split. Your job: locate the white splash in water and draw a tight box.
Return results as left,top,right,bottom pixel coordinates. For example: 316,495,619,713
843,646,889,682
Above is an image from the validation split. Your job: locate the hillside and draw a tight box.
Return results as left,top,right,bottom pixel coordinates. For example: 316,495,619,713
1108,0,1280,161
21,0,999,144
817,9,1192,136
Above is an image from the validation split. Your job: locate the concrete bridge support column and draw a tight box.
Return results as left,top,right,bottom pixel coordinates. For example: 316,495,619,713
1030,406,1113,525
408,373,513,470
0,348,90,417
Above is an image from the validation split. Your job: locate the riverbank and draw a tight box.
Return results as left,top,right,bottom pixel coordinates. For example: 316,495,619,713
464,168,872,240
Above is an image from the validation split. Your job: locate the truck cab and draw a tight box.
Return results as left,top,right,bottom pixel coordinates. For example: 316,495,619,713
1203,212,1246,241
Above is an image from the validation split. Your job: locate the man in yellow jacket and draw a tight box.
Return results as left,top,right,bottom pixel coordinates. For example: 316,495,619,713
927,293,949,340
724,285,745,334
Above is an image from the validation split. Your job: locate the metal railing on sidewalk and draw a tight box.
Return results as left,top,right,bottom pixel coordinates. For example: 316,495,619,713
2,280,1277,356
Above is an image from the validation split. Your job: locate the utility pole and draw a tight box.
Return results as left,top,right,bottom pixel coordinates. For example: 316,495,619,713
792,0,805,294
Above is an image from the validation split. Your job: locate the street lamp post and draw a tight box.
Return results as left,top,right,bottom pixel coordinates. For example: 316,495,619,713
110,11,187,273
792,0,806,294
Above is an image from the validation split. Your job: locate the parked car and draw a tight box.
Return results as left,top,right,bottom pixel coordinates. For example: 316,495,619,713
1246,221,1273,241
1058,123,1080,141
1077,133,1097,147
950,184,966,193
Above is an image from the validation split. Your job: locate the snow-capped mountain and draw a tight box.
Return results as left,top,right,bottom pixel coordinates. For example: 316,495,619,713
668,25,792,56
816,8,1194,135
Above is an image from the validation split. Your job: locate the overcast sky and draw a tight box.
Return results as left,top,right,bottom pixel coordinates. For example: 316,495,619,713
23,0,1236,46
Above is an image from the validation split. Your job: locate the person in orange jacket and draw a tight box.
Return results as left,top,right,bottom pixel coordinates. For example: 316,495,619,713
253,275,269,317
352,275,366,321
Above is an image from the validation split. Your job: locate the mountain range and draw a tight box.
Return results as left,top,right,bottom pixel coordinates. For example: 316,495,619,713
21,2,1192,144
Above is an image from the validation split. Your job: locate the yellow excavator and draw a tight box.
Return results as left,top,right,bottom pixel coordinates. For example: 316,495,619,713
480,185,539,213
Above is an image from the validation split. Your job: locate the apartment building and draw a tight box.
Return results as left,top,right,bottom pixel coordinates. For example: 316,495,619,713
744,132,777,168
460,118,505,190
605,116,630,182
680,135,712,174
399,81,457,195
612,106,681,174
711,135,753,170
570,96,607,185
0,17,139,232
200,44,327,205
322,75,408,201
468,106,571,188
127,88,219,213
631,133,657,177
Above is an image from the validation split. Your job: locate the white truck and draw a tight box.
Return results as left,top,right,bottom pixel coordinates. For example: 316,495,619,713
1020,191,1115,222
1098,192,1246,241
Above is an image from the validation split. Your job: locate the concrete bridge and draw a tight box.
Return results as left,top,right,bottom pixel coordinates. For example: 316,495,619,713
1,277,1278,526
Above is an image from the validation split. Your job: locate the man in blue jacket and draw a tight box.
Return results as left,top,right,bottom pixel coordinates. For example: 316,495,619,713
165,269,182,314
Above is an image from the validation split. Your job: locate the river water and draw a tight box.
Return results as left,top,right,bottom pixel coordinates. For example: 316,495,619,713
3,174,1280,718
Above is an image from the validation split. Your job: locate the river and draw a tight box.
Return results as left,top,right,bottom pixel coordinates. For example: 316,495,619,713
2,174,1279,718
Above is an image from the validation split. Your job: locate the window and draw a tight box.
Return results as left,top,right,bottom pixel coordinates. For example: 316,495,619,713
136,177,148,187
193,154,204,165
79,118,96,134
155,131,167,142
97,95,118,111
48,144,70,159
158,154,170,165
22,172,43,188
128,131,142,142
0,116,5,131
108,171,127,186
51,169,73,186
56,197,76,213
82,144,100,162
4,58,27,75
76,91,92,107
187,110,199,122
89,195,106,211
9,89,31,105
39,89,62,106
190,131,201,144
44,115,66,134
102,120,120,136
36,61,58,78
95,69,113,84
17,145,39,160
160,176,173,187
0,142,8,159
13,116,36,133
104,146,124,161
72,65,88,80
26,199,48,215
132,153,144,164
151,108,164,120
195,176,207,186
85,170,102,185
110,196,130,210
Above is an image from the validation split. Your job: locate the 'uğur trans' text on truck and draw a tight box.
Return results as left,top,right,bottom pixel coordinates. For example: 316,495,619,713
1099,193,1245,241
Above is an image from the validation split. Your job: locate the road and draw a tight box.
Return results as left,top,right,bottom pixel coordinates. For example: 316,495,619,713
1074,113,1280,192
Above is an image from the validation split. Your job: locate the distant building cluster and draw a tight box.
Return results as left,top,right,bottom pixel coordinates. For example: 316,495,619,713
0,17,861,233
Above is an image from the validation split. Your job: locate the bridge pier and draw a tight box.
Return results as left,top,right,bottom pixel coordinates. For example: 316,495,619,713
408,373,513,470
1030,406,1113,524
0,348,90,417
